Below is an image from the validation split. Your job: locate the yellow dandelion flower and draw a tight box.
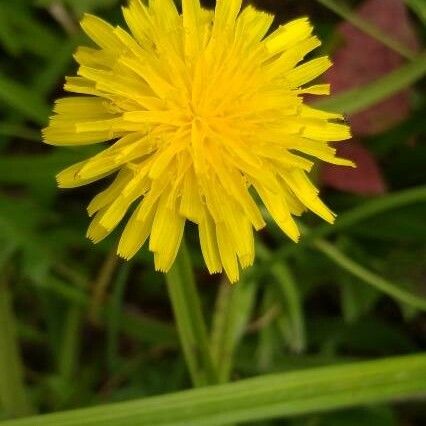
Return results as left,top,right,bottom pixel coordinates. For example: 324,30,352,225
43,0,353,283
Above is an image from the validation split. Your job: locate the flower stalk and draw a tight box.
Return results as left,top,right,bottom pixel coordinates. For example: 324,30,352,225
165,240,218,387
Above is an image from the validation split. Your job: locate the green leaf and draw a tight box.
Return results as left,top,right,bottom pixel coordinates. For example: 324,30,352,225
117,311,178,347
315,52,426,114
0,123,40,141
0,3,60,59
0,151,91,200
32,38,80,96
340,274,380,323
3,354,426,425
0,75,50,125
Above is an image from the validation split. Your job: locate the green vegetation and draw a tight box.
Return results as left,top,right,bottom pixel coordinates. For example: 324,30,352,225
0,1,425,425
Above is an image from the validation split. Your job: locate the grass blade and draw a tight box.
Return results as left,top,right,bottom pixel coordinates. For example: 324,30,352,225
311,186,426,240
0,278,34,418
264,186,426,268
3,354,426,425
107,263,130,372
313,238,426,312
0,75,50,125
316,0,416,59
316,52,426,114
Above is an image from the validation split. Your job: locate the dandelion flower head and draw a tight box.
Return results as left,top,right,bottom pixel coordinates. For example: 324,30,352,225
43,0,353,282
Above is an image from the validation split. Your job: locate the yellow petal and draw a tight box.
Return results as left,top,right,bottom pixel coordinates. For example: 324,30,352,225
182,0,203,56
213,0,242,34
216,222,239,283
180,168,203,223
199,209,222,274
80,14,123,52
87,169,133,216
302,121,352,141
118,201,156,260
236,6,273,45
265,17,313,55
254,182,300,243
150,193,185,272
283,170,335,223
286,56,332,88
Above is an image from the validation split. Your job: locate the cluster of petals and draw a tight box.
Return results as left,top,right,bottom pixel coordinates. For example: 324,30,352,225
43,0,353,282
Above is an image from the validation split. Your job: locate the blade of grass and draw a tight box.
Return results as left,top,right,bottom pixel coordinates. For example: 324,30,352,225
32,37,79,96
32,271,178,347
0,5,21,55
0,74,50,125
310,186,426,241
107,263,130,373
117,310,178,347
256,287,279,372
3,354,426,425
273,263,306,354
315,52,426,114
313,238,426,312
0,277,34,418
0,123,40,141
165,240,218,387
210,275,257,383
257,244,306,354
58,306,83,383
264,186,426,270
2,3,60,59
315,0,416,59
89,250,119,325
56,266,88,386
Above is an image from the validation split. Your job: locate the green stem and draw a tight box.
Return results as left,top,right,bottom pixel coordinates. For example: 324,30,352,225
315,52,426,114
210,275,257,383
0,279,33,418
265,186,426,268
89,250,119,325
58,306,82,382
165,240,218,387
272,263,306,354
310,186,426,241
315,0,416,59
313,238,426,312
107,263,130,373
